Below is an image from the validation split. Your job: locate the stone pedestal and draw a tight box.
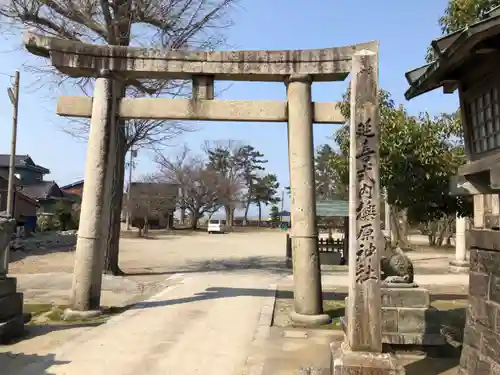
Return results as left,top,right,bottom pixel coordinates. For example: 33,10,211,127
449,259,469,273
0,277,25,343
381,284,444,346
341,286,444,346
0,214,25,343
331,342,404,375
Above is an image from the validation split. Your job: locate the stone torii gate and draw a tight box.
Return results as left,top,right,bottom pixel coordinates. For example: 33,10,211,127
24,33,401,372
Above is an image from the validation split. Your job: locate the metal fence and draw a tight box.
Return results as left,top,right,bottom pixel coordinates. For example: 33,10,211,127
285,234,347,266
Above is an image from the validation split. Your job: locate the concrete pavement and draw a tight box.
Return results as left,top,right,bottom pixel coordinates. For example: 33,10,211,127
10,272,280,375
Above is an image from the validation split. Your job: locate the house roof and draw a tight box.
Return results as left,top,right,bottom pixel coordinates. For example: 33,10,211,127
405,5,500,100
19,181,65,200
0,154,50,174
16,190,39,206
60,179,84,190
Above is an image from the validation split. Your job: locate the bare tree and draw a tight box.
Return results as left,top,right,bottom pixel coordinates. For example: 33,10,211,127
153,146,220,229
203,140,245,226
0,0,238,274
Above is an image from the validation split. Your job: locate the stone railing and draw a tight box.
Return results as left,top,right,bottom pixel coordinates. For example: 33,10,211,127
11,230,77,252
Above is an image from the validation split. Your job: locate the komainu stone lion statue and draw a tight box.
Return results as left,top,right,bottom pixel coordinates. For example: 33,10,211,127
380,236,414,284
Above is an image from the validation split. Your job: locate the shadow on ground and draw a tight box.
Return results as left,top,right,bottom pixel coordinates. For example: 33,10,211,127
7,321,102,345
9,245,74,263
125,256,293,277
0,351,70,375
401,354,460,374
132,285,277,311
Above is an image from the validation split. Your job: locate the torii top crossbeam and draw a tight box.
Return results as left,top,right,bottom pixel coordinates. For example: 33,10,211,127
24,31,378,82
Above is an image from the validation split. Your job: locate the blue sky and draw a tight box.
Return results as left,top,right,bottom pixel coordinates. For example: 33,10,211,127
0,0,459,217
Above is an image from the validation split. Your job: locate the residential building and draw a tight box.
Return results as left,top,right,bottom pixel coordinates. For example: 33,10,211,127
60,180,84,199
0,154,50,185
0,154,74,216
0,170,38,230
19,181,73,215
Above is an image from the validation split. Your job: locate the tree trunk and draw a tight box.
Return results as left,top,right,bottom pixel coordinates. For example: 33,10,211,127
224,205,232,227
257,202,262,225
243,202,250,225
144,215,149,234
390,206,409,248
231,207,235,226
190,213,199,229
436,215,454,247
243,183,252,225
103,122,126,276
180,208,186,225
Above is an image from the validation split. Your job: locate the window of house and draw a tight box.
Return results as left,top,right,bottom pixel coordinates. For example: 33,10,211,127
467,85,500,154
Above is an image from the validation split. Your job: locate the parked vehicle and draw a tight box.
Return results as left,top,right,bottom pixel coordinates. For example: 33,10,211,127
208,219,226,234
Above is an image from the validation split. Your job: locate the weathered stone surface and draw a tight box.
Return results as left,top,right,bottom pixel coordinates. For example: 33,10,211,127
490,276,500,304
24,31,379,81
380,243,414,284
460,247,500,374
58,96,346,124
381,287,429,308
330,342,405,375
345,49,383,353
481,327,500,362
0,213,16,276
0,277,16,298
464,323,483,349
382,332,444,346
381,309,398,332
397,307,440,334
469,232,500,263
0,293,23,321
470,249,479,272
469,296,491,327
469,272,490,298
467,298,497,331
460,344,492,374
287,73,330,326
492,362,500,375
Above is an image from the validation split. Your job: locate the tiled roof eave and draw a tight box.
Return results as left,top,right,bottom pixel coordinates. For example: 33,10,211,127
405,11,500,100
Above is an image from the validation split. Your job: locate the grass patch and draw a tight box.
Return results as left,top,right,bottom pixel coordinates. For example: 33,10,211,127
23,303,134,326
323,300,345,330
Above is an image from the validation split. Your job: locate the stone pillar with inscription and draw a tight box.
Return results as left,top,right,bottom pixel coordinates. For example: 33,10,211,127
331,50,404,374
286,74,331,326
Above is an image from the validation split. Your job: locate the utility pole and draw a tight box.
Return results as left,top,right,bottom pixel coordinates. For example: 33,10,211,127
6,71,20,217
125,148,136,230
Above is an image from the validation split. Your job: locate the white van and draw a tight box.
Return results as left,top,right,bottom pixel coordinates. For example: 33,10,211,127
208,219,226,234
